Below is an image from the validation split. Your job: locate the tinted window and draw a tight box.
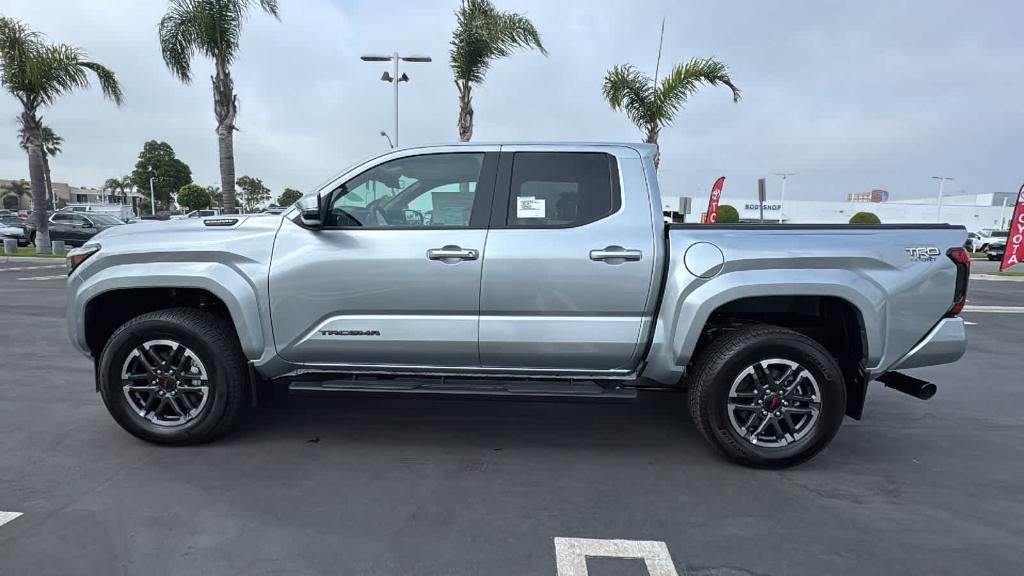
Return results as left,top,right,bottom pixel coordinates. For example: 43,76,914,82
52,213,72,222
89,214,124,226
507,153,620,227
325,153,483,228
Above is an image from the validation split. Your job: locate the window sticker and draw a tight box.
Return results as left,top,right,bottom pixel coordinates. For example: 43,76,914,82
516,196,546,218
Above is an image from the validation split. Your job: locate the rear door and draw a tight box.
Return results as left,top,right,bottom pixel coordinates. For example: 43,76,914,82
48,212,74,243
478,146,658,372
269,148,499,368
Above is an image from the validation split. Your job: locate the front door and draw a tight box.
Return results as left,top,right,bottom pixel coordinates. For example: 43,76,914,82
478,148,657,372
270,150,498,368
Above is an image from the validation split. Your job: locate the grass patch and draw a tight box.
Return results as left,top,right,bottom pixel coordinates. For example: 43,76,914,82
969,252,987,258
4,246,66,258
990,271,1024,276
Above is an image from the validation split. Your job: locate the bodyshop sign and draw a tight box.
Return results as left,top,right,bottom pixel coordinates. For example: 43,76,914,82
1000,183,1024,271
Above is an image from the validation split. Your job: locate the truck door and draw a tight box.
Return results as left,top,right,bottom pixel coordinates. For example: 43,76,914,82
269,150,498,368
478,147,657,372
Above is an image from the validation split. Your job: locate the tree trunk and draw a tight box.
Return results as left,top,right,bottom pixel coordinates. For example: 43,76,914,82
644,125,661,170
457,81,474,142
42,153,54,209
213,63,239,214
21,112,50,253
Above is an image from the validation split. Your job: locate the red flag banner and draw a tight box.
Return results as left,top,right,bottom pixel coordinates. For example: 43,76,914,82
1001,183,1024,271
705,177,726,224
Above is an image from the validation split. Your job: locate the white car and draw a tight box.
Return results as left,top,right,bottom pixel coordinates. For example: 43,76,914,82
967,229,1008,252
0,215,29,246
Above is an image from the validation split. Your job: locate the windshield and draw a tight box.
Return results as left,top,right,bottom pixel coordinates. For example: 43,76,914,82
89,214,126,226
992,231,1008,238
0,216,22,225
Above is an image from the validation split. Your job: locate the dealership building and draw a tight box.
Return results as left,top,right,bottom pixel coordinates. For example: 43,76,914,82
663,190,1016,232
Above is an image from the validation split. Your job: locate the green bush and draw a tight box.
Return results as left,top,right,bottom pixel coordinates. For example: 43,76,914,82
849,211,881,224
177,183,211,211
716,204,739,223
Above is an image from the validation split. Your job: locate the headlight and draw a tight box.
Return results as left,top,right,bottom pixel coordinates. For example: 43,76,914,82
66,244,100,275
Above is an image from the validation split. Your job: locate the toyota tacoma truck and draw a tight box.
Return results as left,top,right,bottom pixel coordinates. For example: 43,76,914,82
65,143,970,467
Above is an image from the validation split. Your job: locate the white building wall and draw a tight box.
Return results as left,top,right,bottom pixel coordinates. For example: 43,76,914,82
667,195,1013,232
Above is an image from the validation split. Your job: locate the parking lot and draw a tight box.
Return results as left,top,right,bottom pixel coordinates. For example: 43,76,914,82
0,261,1022,576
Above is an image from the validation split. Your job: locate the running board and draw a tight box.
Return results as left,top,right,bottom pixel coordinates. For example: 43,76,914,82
287,378,638,402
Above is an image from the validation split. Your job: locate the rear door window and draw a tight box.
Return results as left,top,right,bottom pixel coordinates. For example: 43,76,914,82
505,152,620,227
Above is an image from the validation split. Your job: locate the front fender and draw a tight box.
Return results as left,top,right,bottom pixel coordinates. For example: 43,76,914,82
68,261,267,361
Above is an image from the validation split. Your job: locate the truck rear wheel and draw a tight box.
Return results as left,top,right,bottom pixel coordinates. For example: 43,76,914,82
687,325,846,468
97,307,247,445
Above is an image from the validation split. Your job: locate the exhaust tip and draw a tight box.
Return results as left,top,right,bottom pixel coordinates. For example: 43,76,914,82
917,382,937,400
878,372,938,401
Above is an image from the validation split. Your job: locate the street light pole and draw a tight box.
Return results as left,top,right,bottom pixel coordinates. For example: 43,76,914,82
775,172,794,223
380,131,394,149
932,176,953,223
149,176,159,216
360,53,432,148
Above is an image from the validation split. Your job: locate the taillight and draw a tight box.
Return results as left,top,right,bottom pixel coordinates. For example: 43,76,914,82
946,247,970,316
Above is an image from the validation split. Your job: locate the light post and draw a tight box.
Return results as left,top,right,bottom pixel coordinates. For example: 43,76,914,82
148,166,160,216
775,172,794,223
360,53,431,148
380,131,394,149
932,176,953,223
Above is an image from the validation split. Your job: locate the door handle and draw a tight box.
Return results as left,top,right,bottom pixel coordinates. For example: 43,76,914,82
427,246,479,261
590,247,643,262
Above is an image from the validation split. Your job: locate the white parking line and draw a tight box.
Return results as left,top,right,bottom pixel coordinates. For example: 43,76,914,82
554,537,679,576
0,511,22,528
962,305,1024,314
0,264,63,272
16,275,66,281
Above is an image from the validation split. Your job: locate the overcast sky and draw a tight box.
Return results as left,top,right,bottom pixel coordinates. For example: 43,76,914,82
1,0,1021,202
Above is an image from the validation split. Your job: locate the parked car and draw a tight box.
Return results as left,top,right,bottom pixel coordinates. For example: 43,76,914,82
60,203,135,222
967,229,1008,252
66,143,970,467
986,240,1006,261
24,211,125,247
0,215,30,246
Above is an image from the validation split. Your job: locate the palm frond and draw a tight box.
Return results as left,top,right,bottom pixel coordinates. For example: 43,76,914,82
78,60,124,105
655,57,740,125
602,64,656,130
450,0,546,85
159,0,200,82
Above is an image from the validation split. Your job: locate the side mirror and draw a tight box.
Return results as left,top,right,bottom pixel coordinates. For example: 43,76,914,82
297,193,323,229
81,221,93,228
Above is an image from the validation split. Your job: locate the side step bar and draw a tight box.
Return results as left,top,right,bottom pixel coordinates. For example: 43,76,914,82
287,377,638,403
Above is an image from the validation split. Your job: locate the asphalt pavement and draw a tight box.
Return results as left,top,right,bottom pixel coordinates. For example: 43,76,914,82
0,261,1022,576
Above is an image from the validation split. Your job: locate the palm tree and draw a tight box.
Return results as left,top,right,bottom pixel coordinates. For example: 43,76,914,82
159,0,280,215
103,175,132,205
450,0,547,142
18,120,63,208
0,17,123,252
603,51,740,169
1,179,31,210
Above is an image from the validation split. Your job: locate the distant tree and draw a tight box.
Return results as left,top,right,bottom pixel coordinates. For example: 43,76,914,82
236,175,270,213
103,175,133,204
18,121,63,208
0,16,124,252
277,187,302,207
159,0,281,214
2,179,30,209
716,204,739,223
849,211,881,224
177,183,211,211
450,0,547,141
206,185,223,208
129,141,192,210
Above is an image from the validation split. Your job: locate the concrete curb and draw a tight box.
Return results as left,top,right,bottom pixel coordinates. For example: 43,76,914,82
973,274,1024,282
0,256,65,264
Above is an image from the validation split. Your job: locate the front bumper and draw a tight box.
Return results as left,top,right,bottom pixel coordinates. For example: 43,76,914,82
888,317,967,371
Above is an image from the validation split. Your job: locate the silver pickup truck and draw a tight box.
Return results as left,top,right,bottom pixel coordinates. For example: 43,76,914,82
66,143,970,467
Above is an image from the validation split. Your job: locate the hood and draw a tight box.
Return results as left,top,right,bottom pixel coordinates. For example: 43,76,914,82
89,213,286,255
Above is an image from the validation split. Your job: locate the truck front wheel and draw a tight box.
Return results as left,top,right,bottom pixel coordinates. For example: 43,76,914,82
97,307,248,445
687,325,846,468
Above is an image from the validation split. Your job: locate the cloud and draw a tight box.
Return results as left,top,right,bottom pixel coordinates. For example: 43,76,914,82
1,0,1021,202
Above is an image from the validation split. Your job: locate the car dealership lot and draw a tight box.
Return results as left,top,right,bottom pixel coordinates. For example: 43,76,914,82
0,263,1022,576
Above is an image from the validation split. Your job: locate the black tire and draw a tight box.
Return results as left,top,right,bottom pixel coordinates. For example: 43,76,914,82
687,325,846,468
98,307,248,445
988,254,999,261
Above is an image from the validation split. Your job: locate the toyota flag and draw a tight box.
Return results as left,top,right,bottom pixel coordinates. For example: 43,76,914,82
1000,183,1024,271
705,177,726,224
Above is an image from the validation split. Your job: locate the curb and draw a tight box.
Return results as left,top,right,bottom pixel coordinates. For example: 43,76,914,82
973,274,1024,282
0,256,65,264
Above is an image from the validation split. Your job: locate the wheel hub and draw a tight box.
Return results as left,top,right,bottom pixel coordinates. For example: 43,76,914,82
121,339,210,427
727,358,822,448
